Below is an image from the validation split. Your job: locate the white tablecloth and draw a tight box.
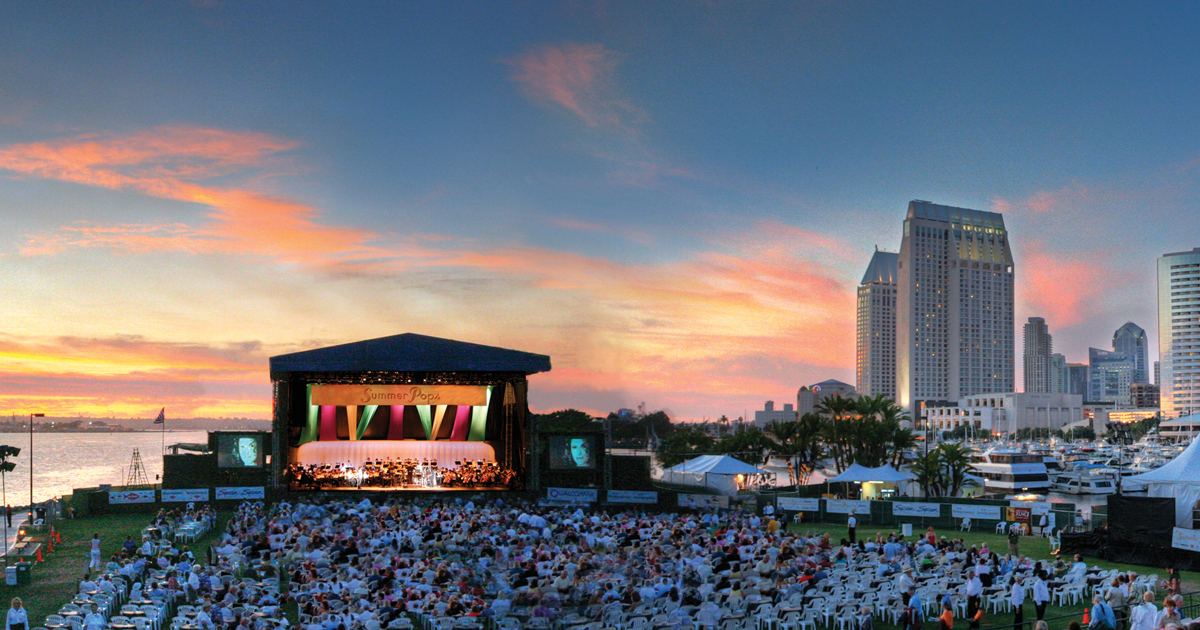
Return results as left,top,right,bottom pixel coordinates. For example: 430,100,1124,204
295,440,496,469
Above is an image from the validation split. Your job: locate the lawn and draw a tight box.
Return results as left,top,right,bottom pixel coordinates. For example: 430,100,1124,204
787,521,1197,629
0,511,231,626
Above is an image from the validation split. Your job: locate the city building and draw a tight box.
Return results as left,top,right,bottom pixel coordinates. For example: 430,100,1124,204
1023,317,1053,393
1049,353,1068,394
1159,414,1200,441
797,379,858,415
1130,382,1160,409
754,401,796,428
1113,322,1150,384
856,248,898,400
921,392,1083,435
895,201,1015,413
1087,347,1136,405
1066,363,1089,397
1081,404,1158,434
1158,247,1200,418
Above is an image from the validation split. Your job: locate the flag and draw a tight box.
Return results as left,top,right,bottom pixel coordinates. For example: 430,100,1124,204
153,408,165,425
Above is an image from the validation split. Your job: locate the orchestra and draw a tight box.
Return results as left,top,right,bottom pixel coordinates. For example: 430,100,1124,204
286,456,519,491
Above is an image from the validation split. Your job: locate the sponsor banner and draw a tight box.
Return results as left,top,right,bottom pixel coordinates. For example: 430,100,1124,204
679,494,729,509
215,486,265,500
312,384,487,407
606,490,657,504
546,487,597,503
826,499,871,515
162,489,210,503
1005,507,1032,523
777,497,820,512
1173,528,1200,553
109,489,156,504
893,502,941,518
1010,500,1052,516
951,504,1002,520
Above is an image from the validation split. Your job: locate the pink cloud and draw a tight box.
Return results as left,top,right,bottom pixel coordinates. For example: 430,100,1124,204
507,43,647,131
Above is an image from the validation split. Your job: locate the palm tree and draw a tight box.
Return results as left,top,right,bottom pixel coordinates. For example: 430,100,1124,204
936,443,978,498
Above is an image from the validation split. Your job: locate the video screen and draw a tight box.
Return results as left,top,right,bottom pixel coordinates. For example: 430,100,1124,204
217,434,264,468
549,435,596,470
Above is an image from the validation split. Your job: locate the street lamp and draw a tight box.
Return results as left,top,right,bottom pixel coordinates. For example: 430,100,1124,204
0,445,19,566
29,413,42,525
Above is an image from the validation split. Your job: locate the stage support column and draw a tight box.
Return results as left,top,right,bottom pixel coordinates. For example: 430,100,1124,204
347,405,358,440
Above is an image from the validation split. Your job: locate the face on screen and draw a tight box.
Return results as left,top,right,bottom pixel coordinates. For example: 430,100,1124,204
237,437,258,466
569,438,592,467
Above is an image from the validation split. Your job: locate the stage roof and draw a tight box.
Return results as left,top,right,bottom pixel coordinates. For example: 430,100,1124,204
269,333,552,376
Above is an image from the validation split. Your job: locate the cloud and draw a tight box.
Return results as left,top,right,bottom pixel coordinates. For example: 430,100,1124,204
1017,242,1111,328
507,43,647,131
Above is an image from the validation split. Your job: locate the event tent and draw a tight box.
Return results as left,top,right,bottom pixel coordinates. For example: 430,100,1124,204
826,463,915,484
662,455,773,496
1128,434,1200,528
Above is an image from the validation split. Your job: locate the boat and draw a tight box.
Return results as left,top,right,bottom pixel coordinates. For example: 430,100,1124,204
971,448,1052,493
1051,471,1117,495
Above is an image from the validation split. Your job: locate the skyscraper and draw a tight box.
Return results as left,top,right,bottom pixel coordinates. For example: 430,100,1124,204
1023,317,1053,393
857,249,898,399
1158,247,1200,418
1088,347,1136,405
1112,322,1149,384
1049,353,1068,394
896,201,1015,411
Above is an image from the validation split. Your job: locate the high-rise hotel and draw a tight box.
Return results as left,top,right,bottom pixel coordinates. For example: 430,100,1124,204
895,201,1015,411
856,249,898,399
1158,247,1200,418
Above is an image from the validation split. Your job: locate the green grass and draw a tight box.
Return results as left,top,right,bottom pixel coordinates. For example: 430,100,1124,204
0,512,231,626
787,522,1196,629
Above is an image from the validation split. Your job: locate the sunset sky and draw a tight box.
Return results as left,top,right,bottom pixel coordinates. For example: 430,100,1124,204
3,2,1200,421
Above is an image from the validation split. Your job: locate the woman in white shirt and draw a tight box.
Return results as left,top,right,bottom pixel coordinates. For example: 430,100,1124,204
1129,591,1158,630
6,598,28,630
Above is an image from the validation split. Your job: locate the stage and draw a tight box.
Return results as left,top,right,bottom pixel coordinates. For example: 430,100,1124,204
293,440,497,468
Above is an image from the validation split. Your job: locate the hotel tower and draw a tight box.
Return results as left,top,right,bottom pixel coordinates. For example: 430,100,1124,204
896,201,1015,412
1158,247,1200,418
856,248,899,399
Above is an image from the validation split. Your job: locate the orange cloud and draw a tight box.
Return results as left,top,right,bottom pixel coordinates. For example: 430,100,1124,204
1018,243,1108,328
507,43,646,131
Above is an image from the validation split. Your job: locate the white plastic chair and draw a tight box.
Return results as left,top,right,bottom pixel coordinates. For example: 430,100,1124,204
995,521,1008,534
960,518,972,532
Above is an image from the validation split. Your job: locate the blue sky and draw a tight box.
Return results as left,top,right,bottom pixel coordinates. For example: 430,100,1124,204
1,2,1198,420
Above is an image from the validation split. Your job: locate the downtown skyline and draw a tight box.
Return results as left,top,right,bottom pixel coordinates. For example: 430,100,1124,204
3,3,1200,420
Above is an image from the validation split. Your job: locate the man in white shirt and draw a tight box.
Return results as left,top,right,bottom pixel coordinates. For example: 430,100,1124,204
1010,574,1026,630
1032,572,1051,621
847,511,858,543
964,569,983,622
897,568,916,605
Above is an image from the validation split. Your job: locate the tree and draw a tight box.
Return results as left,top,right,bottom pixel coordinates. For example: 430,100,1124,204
910,443,978,497
819,394,912,471
656,428,716,468
533,409,598,432
766,413,826,486
716,427,776,466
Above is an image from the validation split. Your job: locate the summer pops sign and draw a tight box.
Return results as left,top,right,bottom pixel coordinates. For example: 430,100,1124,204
312,384,487,406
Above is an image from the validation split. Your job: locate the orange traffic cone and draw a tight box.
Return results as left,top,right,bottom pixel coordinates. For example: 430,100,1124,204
1083,609,1090,625
36,547,43,563
55,531,62,544
48,538,54,553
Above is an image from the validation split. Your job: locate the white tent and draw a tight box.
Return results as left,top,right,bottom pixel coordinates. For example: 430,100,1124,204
662,455,773,496
827,463,915,484
1127,434,1200,528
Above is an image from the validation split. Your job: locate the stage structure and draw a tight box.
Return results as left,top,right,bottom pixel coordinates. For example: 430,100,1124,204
270,333,551,492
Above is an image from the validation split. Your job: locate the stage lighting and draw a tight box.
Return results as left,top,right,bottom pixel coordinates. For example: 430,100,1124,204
0,461,14,473
0,446,20,458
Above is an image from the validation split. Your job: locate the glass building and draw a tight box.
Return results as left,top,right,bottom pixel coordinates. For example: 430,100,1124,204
1158,247,1200,418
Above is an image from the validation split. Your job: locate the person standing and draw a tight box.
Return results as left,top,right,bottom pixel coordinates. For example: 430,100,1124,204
1090,594,1116,630
1129,592,1157,630
1011,574,1026,630
89,533,102,571
964,569,982,624
1105,578,1126,630
1008,525,1021,556
847,511,858,544
6,599,27,630
1032,572,1051,621
905,586,922,630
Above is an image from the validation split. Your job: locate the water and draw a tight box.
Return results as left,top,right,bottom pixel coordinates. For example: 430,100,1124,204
0,431,210,506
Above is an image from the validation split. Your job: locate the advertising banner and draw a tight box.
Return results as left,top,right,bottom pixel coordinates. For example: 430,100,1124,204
109,489,156,504
162,489,210,503
777,497,820,512
606,490,657,504
825,499,871,515
951,504,1002,520
1173,527,1200,553
1005,507,1032,523
893,502,942,517
1010,500,1051,516
546,487,598,503
679,494,729,509
215,486,266,500
312,384,487,407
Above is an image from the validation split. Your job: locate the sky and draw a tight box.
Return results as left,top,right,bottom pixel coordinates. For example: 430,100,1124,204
3,2,1200,422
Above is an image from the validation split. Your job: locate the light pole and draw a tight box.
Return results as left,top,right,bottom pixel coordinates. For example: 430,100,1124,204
29,413,42,525
0,446,18,566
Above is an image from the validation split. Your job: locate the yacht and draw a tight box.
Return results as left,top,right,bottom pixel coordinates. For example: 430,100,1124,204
1051,471,1117,495
971,449,1052,493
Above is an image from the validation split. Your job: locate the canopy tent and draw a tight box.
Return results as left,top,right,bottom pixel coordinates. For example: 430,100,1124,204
1128,432,1200,528
662,455,774,496
827,463,916,484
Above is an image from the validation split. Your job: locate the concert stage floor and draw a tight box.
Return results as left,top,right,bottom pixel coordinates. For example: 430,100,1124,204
291,485,509,492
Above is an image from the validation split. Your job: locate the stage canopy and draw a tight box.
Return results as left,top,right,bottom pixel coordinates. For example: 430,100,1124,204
1128,433,1200,528
662,455,772,496
270,333,551,375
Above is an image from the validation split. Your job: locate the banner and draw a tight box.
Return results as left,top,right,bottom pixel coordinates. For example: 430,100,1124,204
1010,500,1051,516
606,490,657,504
1173,528,1200,553
312,384,487,407
162,489,210,503
215,486,265,500
951,504,1002,520
109,489,156,504
826,499,871,515
679,494,729,509
546,487,598,503
1005,507,1032,523
777,497,820,512
893,502,941,517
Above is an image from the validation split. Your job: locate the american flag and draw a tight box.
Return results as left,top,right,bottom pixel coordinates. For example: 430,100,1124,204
153,408,165,424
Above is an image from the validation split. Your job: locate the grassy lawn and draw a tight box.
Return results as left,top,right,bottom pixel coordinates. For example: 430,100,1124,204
788,521,1196,630
0,511,231,626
